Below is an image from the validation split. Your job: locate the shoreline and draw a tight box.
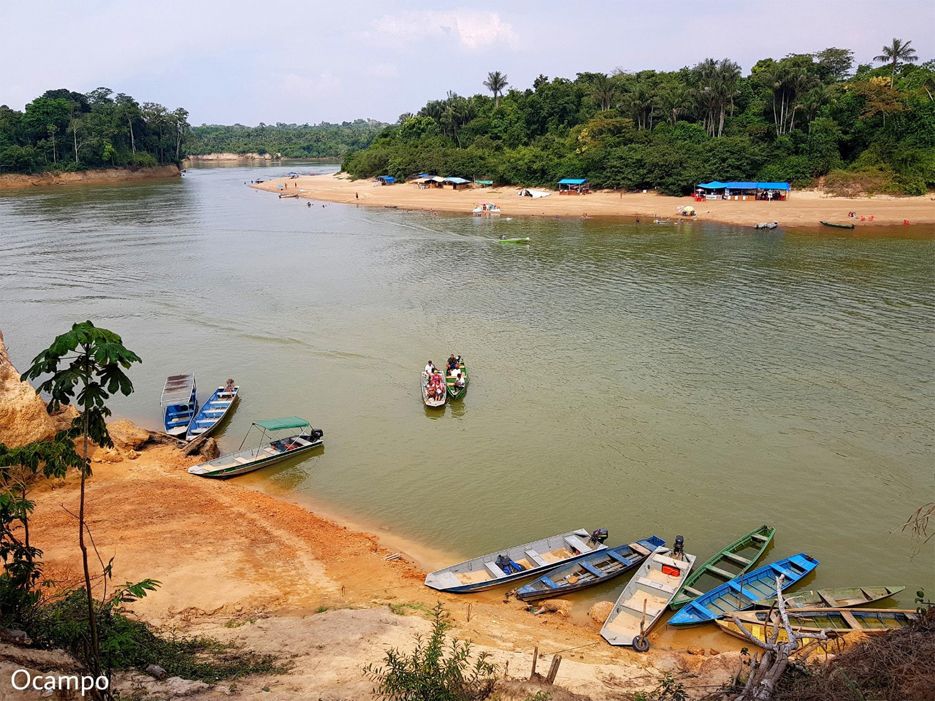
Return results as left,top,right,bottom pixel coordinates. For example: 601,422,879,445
0,165,181,191
252,172,935,232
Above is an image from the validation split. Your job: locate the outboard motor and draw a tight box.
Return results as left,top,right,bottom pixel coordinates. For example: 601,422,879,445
672,535,685,560
590,528,609,546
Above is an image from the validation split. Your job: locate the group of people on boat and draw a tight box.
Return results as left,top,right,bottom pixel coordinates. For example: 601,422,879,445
424,355,466,401
446,354,466,390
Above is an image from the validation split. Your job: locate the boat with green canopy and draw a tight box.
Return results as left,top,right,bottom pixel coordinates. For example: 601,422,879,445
188,417,323,478
670,525,775,610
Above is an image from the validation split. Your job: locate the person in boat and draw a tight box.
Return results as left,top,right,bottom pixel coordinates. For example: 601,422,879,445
455,374,466,391
433,372,446,400
224,378,235,394
447,355,458,372
500,234,507,240
424,361,436,377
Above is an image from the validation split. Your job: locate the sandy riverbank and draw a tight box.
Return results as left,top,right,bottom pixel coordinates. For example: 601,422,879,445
0,165,181,190
15,436,742,700
253,173,935,230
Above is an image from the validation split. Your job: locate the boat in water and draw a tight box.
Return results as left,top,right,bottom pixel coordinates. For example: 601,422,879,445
671,525,775,610
445,356,468,400
716,607,919,646
422,369,447,408
425,528,608,593
668,553,819,626
600,538,696,650
497,236,530,244
753,585,905,610
472,203,501,215
186,380,239,441
515,534,665,602
161,374,197,437
188,417,323,478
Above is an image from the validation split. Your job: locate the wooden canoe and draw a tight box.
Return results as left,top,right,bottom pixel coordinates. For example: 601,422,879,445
600,546,696,648
671,525,775,610
515,535,665,602
422,370,446,408
445,357,468,400
753,585,905,609
424,529,607,593
820,221,856,229
668,553,819,626
716,607,919,646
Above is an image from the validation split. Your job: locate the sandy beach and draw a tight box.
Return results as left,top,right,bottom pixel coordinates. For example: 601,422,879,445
13,437,743,700
252,173,935,231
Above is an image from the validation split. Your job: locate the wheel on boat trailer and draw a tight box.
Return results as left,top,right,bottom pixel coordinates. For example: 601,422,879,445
632,635,650,653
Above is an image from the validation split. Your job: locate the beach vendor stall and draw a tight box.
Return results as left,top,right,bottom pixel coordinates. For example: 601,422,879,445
696,181,790,201
558,178,591,194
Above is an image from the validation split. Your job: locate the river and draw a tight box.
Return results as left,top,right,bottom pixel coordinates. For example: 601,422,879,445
2,163,932,610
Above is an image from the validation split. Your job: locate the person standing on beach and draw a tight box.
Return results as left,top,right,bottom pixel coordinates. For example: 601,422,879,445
356,192,359,200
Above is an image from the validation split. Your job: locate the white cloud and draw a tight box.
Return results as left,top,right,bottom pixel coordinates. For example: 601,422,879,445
369,10,518,51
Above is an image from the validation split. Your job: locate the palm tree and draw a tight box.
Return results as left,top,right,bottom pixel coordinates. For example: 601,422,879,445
874,38,918,76
588,73,617,112
483,71,509,108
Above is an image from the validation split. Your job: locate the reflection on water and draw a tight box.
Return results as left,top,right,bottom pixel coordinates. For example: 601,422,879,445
1,164,932,612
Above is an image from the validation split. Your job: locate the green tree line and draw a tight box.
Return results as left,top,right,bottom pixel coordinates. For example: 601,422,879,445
187,120,387,159
343,40,935,196
0,88,190,174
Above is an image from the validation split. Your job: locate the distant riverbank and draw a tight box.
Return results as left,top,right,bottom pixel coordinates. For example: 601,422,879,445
253,172,935,231
0,164,180,190
183,153,341,164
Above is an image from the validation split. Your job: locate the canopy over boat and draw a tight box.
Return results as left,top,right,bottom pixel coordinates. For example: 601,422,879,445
255,417,310,431
161,374,195,406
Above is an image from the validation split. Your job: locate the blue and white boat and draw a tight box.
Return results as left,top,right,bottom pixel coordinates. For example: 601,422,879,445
161,374,197,437
425,529,608,593
515,535,665,602
668,553,819,627
186,381,239,441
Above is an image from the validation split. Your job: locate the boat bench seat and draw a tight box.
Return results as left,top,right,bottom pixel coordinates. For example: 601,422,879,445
606,550,634,566
293,437,312,446
565,535,592,554
723,552,751,566
637,576,676,594
772,565,797,580
484,562,507,579
707,565,736,580
525,550,548,567
580,561,604,577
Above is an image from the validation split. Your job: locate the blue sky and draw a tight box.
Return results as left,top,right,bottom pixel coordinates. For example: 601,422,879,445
1,0,932,125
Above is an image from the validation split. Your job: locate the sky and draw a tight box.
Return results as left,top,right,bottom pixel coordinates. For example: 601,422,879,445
1,0,933,126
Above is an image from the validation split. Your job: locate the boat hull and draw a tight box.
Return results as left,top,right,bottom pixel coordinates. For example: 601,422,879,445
446,359,468,400
753,585,905,609
186,386,239,441
516,536,665,602
422,371,446,407
425,529,607,593
671,525,775,610
717,607,918,646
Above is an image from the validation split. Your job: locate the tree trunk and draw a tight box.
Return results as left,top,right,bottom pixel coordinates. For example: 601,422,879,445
128,117,135,154
74,125,79,165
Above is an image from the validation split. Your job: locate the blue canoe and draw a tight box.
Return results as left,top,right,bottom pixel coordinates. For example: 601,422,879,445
515,536,665,602
186,384,240,441
669,553,819,626
161,374,197,437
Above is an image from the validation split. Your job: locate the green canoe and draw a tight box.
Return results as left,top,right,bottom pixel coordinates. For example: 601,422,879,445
497,237,530,244
445,357,468,400
820,221,856,229
670,524,775,610
754,585,905,609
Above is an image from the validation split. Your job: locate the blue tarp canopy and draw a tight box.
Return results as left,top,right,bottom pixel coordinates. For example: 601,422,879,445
697,181,790,190
444,177,470,184
377,175,396,183
418,173,432,178
558,178,589,185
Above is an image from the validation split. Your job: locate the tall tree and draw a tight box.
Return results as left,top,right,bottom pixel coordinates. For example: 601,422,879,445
483,71,509,108
586,72,617,112
874,38,918,76
21,322,141,697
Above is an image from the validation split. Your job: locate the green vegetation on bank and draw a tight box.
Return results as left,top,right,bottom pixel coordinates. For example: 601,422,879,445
0,88,190,174
188,120,386,159
343,40,935,196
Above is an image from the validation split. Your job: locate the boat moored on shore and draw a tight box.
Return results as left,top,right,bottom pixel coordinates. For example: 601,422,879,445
161,374,197,437
186,379,239,441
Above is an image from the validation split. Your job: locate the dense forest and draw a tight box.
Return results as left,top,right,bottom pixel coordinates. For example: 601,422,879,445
187,120,386,159
343,41,935,196
0,88,190,173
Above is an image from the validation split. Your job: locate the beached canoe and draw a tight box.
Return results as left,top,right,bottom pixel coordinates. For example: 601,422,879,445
668,553,819,627
422,370,447,407
424,529,608,593
515,535,665,602
161,374,197,437
445,357,468,400
754,221,778,230
497,237,530,244
186,382,239,441
716,608,919,646
820,221,856,229
600,545,696,650
670,525,775,610
188,417,323,478
754,585,905,609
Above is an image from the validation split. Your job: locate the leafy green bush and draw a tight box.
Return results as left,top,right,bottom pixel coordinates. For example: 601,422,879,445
364,602,496,701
